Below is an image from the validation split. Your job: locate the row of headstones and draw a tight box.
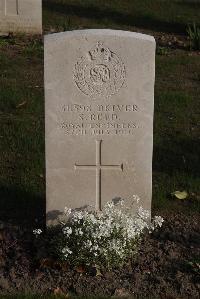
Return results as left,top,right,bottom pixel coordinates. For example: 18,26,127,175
1,1,155,222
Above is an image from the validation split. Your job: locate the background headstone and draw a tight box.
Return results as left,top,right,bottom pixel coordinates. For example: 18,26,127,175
0,0,42,34
45,29,155,220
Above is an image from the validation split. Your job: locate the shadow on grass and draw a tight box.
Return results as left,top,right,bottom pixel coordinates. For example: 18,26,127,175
43,0,187,34
153,136,200,177
0,184,45,228
178,1,200,9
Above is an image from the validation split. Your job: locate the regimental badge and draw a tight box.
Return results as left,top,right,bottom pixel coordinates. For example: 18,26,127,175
74,42,126,98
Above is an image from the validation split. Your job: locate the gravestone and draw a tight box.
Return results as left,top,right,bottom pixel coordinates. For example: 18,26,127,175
0,0,42,34
45,29,155,220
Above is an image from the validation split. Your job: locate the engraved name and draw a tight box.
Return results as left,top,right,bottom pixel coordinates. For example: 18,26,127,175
59,102,140,136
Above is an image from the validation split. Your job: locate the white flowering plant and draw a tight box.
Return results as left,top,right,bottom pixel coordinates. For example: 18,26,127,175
34,197,163,269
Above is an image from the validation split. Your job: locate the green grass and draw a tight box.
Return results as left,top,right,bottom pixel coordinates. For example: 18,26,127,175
0,37,45,226
43,0,200,34
0,1,200,227
153,53,200,211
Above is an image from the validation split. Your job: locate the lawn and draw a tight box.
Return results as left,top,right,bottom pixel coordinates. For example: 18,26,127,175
43,0,200,34
0,0,199,227
0,36,45,225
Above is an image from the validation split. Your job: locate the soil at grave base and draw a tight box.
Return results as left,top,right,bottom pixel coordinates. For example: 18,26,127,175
0,213,199,299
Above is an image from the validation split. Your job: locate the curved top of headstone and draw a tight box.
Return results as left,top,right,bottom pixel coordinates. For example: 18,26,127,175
44,29,155,43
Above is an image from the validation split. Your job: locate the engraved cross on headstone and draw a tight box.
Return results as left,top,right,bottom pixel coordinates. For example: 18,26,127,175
0,0,18,16
74,140,123,211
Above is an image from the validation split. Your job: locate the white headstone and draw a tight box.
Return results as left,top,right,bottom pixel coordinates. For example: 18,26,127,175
0,0,42,34
45,29,155,221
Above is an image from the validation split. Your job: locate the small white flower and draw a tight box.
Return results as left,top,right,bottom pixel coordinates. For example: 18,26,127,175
75,228,84,236
63,226,72,235
33,229,42,235
64,207,72,215
133,194,140,203
78,228,83,236
85,240,92,248
62,246,72,257
153,216,164,227
88,214,96,223
137,206,150,219
60,197,163,266
93,245,99,251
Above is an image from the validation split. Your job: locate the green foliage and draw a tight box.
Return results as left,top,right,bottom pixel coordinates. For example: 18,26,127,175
22,40,43,57
0,36,16,47
62,17,72,31
0,38,9,47
187,23,200,50
156,46,169,56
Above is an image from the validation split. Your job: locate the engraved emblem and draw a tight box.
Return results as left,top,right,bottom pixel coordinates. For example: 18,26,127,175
74,42,126,98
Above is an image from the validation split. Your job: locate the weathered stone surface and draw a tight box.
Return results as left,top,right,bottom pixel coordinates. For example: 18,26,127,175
45,29,155,220
0,0,42,34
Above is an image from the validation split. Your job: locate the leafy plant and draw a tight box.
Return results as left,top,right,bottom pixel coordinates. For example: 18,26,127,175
187,23,200,50
62,17,72,31
156,46,169,56
22,40,43,57
34,197,163,269
0,38,9,47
